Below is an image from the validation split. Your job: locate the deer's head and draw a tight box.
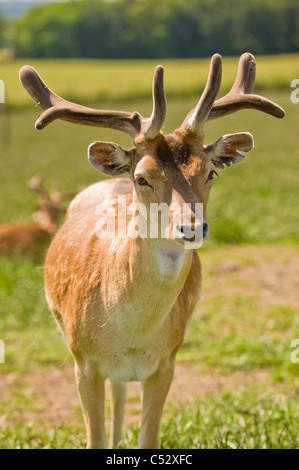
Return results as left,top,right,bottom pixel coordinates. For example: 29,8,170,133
28,176,76,234
20,54,284,247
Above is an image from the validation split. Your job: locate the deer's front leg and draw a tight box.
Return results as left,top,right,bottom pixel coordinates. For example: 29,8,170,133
110,380,127,448
74,360,107,449
139,356,176,449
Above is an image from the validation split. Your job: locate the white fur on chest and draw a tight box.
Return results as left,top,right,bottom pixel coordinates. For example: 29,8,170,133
154,247,186,277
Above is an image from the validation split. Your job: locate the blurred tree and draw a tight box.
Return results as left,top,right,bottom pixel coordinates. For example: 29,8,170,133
231,0,286,54
15,2,80,57
0,10,8,47
13,0,299,58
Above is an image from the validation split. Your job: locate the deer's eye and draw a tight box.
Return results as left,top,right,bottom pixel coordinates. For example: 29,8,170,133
135,176,151,188
207,170,218,183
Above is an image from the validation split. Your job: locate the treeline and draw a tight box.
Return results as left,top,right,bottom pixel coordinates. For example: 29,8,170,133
1,0,299,58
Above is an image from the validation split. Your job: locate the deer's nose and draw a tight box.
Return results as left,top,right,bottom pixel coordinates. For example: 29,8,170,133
177,221,209,242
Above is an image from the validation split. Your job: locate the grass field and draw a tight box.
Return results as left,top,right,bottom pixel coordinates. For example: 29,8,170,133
0,54,299,449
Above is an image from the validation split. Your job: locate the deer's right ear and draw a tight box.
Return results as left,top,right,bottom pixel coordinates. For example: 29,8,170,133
205,133,254,169
88,142,133,176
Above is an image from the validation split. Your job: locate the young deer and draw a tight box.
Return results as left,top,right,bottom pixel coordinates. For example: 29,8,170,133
20,53,284,448
0,177,66,254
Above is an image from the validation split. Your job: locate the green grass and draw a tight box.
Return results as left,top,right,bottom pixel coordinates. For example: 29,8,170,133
0,55,299,449
159,392,299,449
0,391,298,449
0,423,85,449
0,254,70,372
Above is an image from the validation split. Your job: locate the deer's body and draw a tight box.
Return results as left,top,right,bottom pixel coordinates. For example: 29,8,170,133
0,222,52,254
20,53,284,448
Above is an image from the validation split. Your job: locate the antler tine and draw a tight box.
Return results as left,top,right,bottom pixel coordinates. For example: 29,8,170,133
230,52,256,94
27,175,49,200
208,52,285,120
141,65,167,141
180,54,222,136
19,65,166,142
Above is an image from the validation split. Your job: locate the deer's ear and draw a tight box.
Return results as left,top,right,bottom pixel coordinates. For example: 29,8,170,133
88,142,133,176
205,132,254,169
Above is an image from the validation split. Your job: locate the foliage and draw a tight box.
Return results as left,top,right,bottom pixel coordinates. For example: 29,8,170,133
0,9,8,46
11,0,299,58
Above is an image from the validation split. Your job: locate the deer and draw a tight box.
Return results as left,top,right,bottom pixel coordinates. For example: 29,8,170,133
19,53,284,449
0,176,68,254
0,177,76,254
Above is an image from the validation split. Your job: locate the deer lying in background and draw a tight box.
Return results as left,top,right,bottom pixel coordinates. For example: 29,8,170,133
0,177,72,254
20,53,284,448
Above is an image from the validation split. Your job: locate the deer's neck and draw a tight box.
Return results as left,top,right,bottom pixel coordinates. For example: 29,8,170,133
101,231,193,337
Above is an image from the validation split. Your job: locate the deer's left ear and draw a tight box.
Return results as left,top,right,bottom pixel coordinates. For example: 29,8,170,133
205,132,254,169
88,141,133,176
